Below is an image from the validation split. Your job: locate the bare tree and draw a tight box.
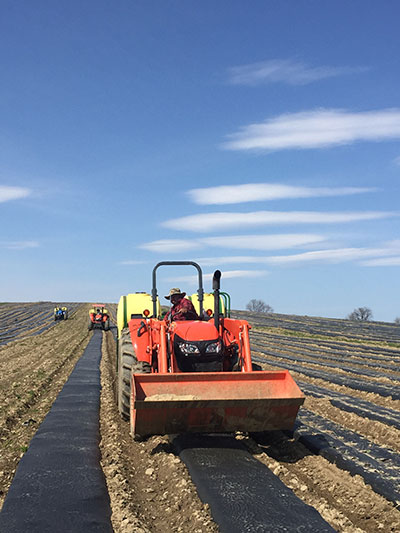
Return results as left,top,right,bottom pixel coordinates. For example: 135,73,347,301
347,307,373,321
394,317,400,325
246,299,273,314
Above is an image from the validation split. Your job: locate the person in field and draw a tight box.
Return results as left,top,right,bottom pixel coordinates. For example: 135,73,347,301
164,288,199,321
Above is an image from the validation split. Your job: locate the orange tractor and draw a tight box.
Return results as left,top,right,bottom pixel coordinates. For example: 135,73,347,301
117,261,304,439
88,304,110,331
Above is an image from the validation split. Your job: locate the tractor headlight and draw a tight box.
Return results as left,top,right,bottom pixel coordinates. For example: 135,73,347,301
205,341,221,353
178,342,200,354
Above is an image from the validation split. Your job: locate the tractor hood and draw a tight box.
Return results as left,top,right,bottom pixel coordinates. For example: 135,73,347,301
172,320,219,342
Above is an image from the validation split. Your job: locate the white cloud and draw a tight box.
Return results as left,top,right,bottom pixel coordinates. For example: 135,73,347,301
163,210,393,232
264,248,375,264
140,233,324,254
201,233,324,250
222,108,400,152
261,246,400,265
0,241,39,250
195,250,370,266
196,256,271,266
196,243,400,267
187,183,375,205
227,59,367,86
139,239,202,254
0,185,31,203
166,270,268,284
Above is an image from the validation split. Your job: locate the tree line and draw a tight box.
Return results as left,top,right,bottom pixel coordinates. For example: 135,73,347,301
245,300,400,324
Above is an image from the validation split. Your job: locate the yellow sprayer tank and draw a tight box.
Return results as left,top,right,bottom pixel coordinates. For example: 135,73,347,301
117,292,160,337
189,292,225,317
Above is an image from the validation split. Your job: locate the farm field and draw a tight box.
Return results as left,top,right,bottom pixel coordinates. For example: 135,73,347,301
0,303,90,508
0,302,81,346
0,303,399,532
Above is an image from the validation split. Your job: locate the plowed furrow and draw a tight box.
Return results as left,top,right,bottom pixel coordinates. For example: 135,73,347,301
253,353,400,399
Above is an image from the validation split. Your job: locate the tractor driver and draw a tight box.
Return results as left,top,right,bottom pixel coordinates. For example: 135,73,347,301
164,288,199,321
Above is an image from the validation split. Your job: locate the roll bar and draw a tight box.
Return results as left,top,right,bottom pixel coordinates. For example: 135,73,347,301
151,261,204,318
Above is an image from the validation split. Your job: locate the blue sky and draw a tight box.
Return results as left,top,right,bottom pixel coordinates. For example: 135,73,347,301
1,1,399,321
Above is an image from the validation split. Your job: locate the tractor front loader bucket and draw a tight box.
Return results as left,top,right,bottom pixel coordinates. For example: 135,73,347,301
130,371,305,438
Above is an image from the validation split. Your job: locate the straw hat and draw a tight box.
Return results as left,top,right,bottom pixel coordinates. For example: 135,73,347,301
165,288,186,300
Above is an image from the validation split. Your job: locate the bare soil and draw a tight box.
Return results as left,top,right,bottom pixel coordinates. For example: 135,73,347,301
0,304,399,533
0,304,91,507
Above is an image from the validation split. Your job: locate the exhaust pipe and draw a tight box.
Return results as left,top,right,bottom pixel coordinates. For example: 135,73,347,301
213,270,221,330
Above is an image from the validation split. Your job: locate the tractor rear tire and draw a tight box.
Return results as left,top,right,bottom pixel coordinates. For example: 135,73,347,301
104,318,110,331
117,327,150,421
88,320,93,331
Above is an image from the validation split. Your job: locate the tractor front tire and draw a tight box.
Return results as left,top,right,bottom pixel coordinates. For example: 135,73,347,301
117,327,151,421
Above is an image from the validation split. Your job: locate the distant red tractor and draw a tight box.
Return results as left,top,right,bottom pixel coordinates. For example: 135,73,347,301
88,304,110,331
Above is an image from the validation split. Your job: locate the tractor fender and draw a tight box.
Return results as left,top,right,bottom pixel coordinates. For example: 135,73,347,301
128,318,152,364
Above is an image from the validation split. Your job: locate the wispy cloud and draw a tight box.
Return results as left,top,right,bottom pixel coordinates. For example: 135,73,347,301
196,256,272,266
0,185,31,203
201,233,324,250
227,59,367,86
263,247,395,265
139,242,400,270
196,243,400,267
166,270,268,284
264,240,400,267
163,210,393,232
187,183,375,205
222,108,400,152
0,241,39,250
139,239,202,254
265,243,400,265
140,233,325,254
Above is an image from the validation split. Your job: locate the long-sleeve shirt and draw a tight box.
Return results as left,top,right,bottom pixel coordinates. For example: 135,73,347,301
165,297,199,321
